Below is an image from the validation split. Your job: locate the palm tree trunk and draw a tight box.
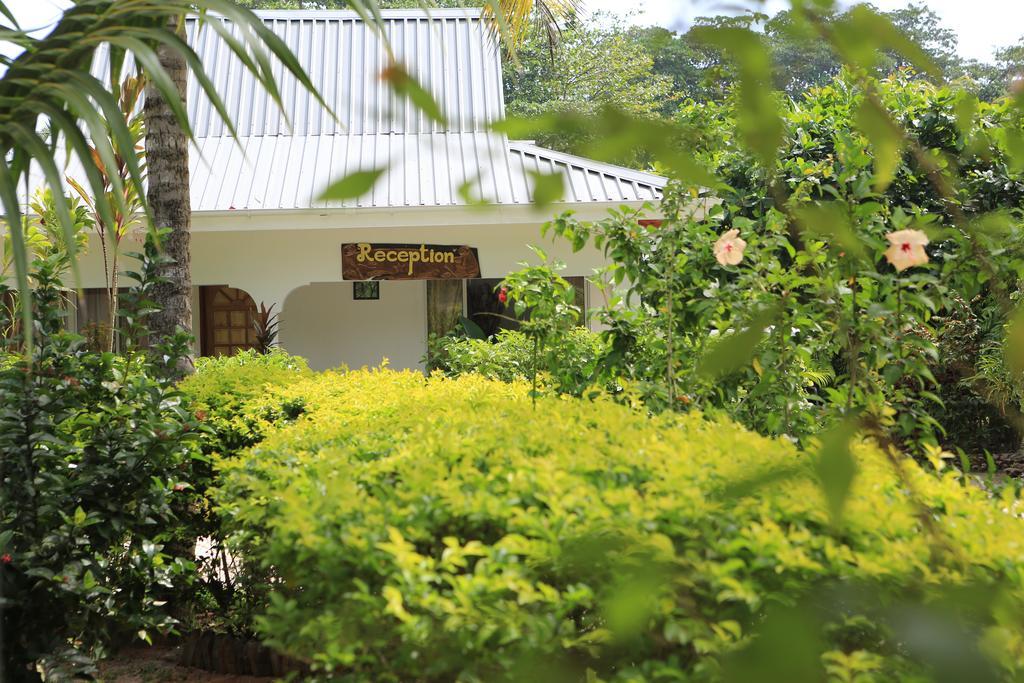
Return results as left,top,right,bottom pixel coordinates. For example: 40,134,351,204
143,16,194,377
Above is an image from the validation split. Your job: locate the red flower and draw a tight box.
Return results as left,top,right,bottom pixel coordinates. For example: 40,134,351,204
1,554,11,564
498,287,508,304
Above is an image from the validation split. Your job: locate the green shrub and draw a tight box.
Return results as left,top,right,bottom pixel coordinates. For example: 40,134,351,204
0,251,201,680
534,71,1024,453
216,369,1024,682
177,348,312,632
428,327,608,395
185,348,312,459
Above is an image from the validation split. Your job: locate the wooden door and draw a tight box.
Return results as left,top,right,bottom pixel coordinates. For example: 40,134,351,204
200,286,257,357
426,280,464,339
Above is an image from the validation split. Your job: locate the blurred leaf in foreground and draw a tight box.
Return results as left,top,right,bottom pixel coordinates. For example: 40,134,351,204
1005,306,1024,380
696,304,782,380
319,168,386,201
528,170,565,208
815,418,860,526
689,26,783,168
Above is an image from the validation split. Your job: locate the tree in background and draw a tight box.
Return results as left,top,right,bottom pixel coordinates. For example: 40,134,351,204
630,3,1022,104
144,17,194,377
504,14,674,161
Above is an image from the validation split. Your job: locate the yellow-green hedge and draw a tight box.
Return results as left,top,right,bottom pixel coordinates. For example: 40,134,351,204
214,368,1024,682
182,349,313,458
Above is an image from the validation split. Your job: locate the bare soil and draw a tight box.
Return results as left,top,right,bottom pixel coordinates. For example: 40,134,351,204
967,450,1024,478
98,646,271,683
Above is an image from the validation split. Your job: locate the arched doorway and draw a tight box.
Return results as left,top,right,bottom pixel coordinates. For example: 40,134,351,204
199,285,258,357
281,281,427,371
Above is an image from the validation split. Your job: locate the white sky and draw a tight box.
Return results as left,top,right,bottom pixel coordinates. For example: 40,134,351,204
5,0,1023,62
586,0,1023,61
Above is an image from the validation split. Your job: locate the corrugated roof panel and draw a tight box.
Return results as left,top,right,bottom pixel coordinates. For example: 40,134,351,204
181,10,504,137
48,10,665,214
184,133,664,211
34,134,664,213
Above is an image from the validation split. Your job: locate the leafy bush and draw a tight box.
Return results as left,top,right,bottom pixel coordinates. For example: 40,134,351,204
185,349,312,460
177,348,312,632
216,369,1024,682
428,327,609,396
0,245,201,680
532,70,1024,453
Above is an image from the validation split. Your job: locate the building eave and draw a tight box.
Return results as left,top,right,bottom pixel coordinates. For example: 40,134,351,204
190,200,663,232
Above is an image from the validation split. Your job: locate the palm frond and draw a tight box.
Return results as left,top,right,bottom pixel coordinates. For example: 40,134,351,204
482,0,581,54
0,0,333,350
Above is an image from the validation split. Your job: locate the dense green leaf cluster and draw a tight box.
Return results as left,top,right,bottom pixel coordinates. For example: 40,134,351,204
213,368,1024,682
172,349,313,631
0,244,201,680
427,327,613,397
185,349,313,460
510,70,1024,454
705,70,1024,451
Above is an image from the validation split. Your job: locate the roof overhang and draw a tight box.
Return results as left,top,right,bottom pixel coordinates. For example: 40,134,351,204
190,200,663,232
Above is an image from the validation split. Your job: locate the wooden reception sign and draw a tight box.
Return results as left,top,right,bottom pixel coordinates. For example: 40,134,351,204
342,243,481,280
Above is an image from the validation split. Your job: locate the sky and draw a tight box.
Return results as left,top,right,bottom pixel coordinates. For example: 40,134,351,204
584,0,1023,61
5,0,1024,62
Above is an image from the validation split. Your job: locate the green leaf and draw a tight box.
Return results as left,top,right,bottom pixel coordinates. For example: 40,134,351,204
492,111,718,189
381,63,446,126
0,1,20,30
722,605,825,683
696,304,781,380
831,5,941,77
1006,306,1024,380
954,92,978,137
855,96,904,191
1001,126,1024,173
0,156,32,351
528,171,565,208
690,26,782,166
459,316,487,340
73,506,87,525
815,419,859,526
795,202,866,259
8,122,81,284
319,168,387,201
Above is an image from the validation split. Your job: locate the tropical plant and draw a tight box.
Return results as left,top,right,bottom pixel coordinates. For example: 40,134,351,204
0,231,202,681
500,15,1024,455
1,189,92,342
427,326,611,397
10,189,92,278
251,302,281,354
67,73,147,353
214,368,1024,681
0,0,326,349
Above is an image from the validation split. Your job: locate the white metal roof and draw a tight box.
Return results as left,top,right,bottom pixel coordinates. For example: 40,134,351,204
188,133,663,211
185,10,505,137
58,10,666,212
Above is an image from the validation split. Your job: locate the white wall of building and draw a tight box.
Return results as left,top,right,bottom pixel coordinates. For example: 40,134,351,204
282,281,426,371
65,202,669,371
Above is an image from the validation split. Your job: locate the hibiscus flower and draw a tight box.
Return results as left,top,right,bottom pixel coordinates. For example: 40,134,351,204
714,229,747,266
884,229,930,272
